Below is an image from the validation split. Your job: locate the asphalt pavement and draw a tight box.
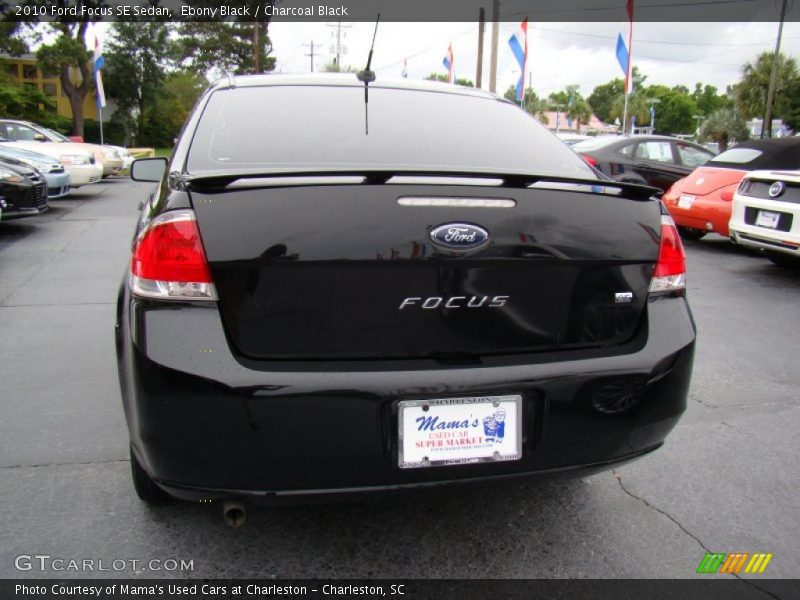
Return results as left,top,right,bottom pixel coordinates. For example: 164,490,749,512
0,179,798,580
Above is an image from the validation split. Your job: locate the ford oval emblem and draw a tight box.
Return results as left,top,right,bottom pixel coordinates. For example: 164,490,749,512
429,223,490,251
769,181,786,198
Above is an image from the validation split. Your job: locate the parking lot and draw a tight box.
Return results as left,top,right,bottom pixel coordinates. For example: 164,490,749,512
1,179,798,580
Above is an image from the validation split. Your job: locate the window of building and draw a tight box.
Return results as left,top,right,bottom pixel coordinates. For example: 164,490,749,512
22,64,38,80
6,62,19,78
43,83,57,97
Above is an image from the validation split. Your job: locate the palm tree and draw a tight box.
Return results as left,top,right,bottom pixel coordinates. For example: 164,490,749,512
567,97,592,133
698,108,749,152
734,52,799,121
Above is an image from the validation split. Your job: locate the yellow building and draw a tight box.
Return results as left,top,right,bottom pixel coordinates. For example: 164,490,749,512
2,53,102,121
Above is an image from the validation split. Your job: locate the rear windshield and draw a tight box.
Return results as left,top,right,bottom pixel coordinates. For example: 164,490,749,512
186,84,595,179
571,137,621,152
710,148,763,164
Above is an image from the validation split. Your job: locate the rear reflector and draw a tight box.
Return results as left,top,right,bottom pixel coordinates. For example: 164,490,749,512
580,154,598,168
649,215,687,294
129,209,217,301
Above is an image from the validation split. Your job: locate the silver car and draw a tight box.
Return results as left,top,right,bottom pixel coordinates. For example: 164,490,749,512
0,141,71,199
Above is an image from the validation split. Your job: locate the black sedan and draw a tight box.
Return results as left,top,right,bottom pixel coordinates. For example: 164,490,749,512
572,135,716,192
0,157,48,221
118,75,695,525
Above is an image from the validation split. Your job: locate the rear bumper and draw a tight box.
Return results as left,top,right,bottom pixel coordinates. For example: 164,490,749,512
667,197,732,236
100,159,124,176
730,196,800,256
116,293,695,498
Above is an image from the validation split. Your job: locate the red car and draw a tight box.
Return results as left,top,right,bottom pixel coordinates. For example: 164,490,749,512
663,138,800,240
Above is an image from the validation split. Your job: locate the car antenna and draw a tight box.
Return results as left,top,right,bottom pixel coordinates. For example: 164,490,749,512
356,13,380,135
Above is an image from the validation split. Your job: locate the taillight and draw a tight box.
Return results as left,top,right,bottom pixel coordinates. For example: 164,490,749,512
580,154,598,168
649,215,686,294
129,209,217,301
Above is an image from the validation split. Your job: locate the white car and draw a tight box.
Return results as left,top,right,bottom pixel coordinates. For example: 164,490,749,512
1,141,102,188
107,145,134,171
0,119,124,177
729,170,800,268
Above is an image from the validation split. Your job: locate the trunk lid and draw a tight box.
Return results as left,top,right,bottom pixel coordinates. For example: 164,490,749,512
679,166,746,196
190,181,661,360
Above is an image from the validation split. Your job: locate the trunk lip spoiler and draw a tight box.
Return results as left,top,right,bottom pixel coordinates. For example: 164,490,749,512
180,170,660,201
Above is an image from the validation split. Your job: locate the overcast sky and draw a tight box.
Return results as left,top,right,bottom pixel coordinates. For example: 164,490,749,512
268,21,800,97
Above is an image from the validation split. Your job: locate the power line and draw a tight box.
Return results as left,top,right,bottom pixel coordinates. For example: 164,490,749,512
529,25,800,48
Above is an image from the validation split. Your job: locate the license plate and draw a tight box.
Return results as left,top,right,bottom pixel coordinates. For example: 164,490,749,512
398,395,522,469
755,210,780,229
677,194,695,209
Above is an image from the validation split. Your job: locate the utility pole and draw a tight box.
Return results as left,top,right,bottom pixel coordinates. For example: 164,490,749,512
763,0,788,138
327,20,351,70
304,41,319,73
253,22,260,74
488,0,499,93
476,7,485,88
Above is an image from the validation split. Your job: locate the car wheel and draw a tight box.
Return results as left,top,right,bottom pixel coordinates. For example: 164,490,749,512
130,446,171,504
766,251,800,269
678,226,707,241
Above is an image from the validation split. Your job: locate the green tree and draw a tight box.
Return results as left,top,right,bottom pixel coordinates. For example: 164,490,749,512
35,18,103,137
588,79,623,124
322,62,357,73
692,83,731,116
105,22,175,146
646,85,698,134
698,108,749,152
610,91,649,132
503,85,549,119
175,22,275,76
0,22,29,55
734,51,800,123
0,70,60,126
567,97,592,132
547,86,592,132
162,70,208,127
425,73,473,87
587,67,646,126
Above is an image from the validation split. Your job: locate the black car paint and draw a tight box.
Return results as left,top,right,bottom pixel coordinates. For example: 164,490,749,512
191,182,661,360
0,158,48,220
575,136,714,192
116,77,695,500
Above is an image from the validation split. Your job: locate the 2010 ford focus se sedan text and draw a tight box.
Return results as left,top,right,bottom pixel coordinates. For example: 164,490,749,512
116,74,695,516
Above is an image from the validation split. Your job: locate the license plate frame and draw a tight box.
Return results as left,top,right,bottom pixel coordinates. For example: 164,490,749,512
755,210,780,229
397,395,523,469
677,194,695,209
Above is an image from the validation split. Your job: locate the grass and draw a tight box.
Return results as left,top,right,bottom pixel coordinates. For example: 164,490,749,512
153,148,173,158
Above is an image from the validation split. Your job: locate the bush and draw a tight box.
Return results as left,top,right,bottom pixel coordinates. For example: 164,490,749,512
81,119,127,146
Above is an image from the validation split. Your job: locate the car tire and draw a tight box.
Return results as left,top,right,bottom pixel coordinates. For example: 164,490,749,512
766,251,800,269
678,226,707,241
130,446,171,504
